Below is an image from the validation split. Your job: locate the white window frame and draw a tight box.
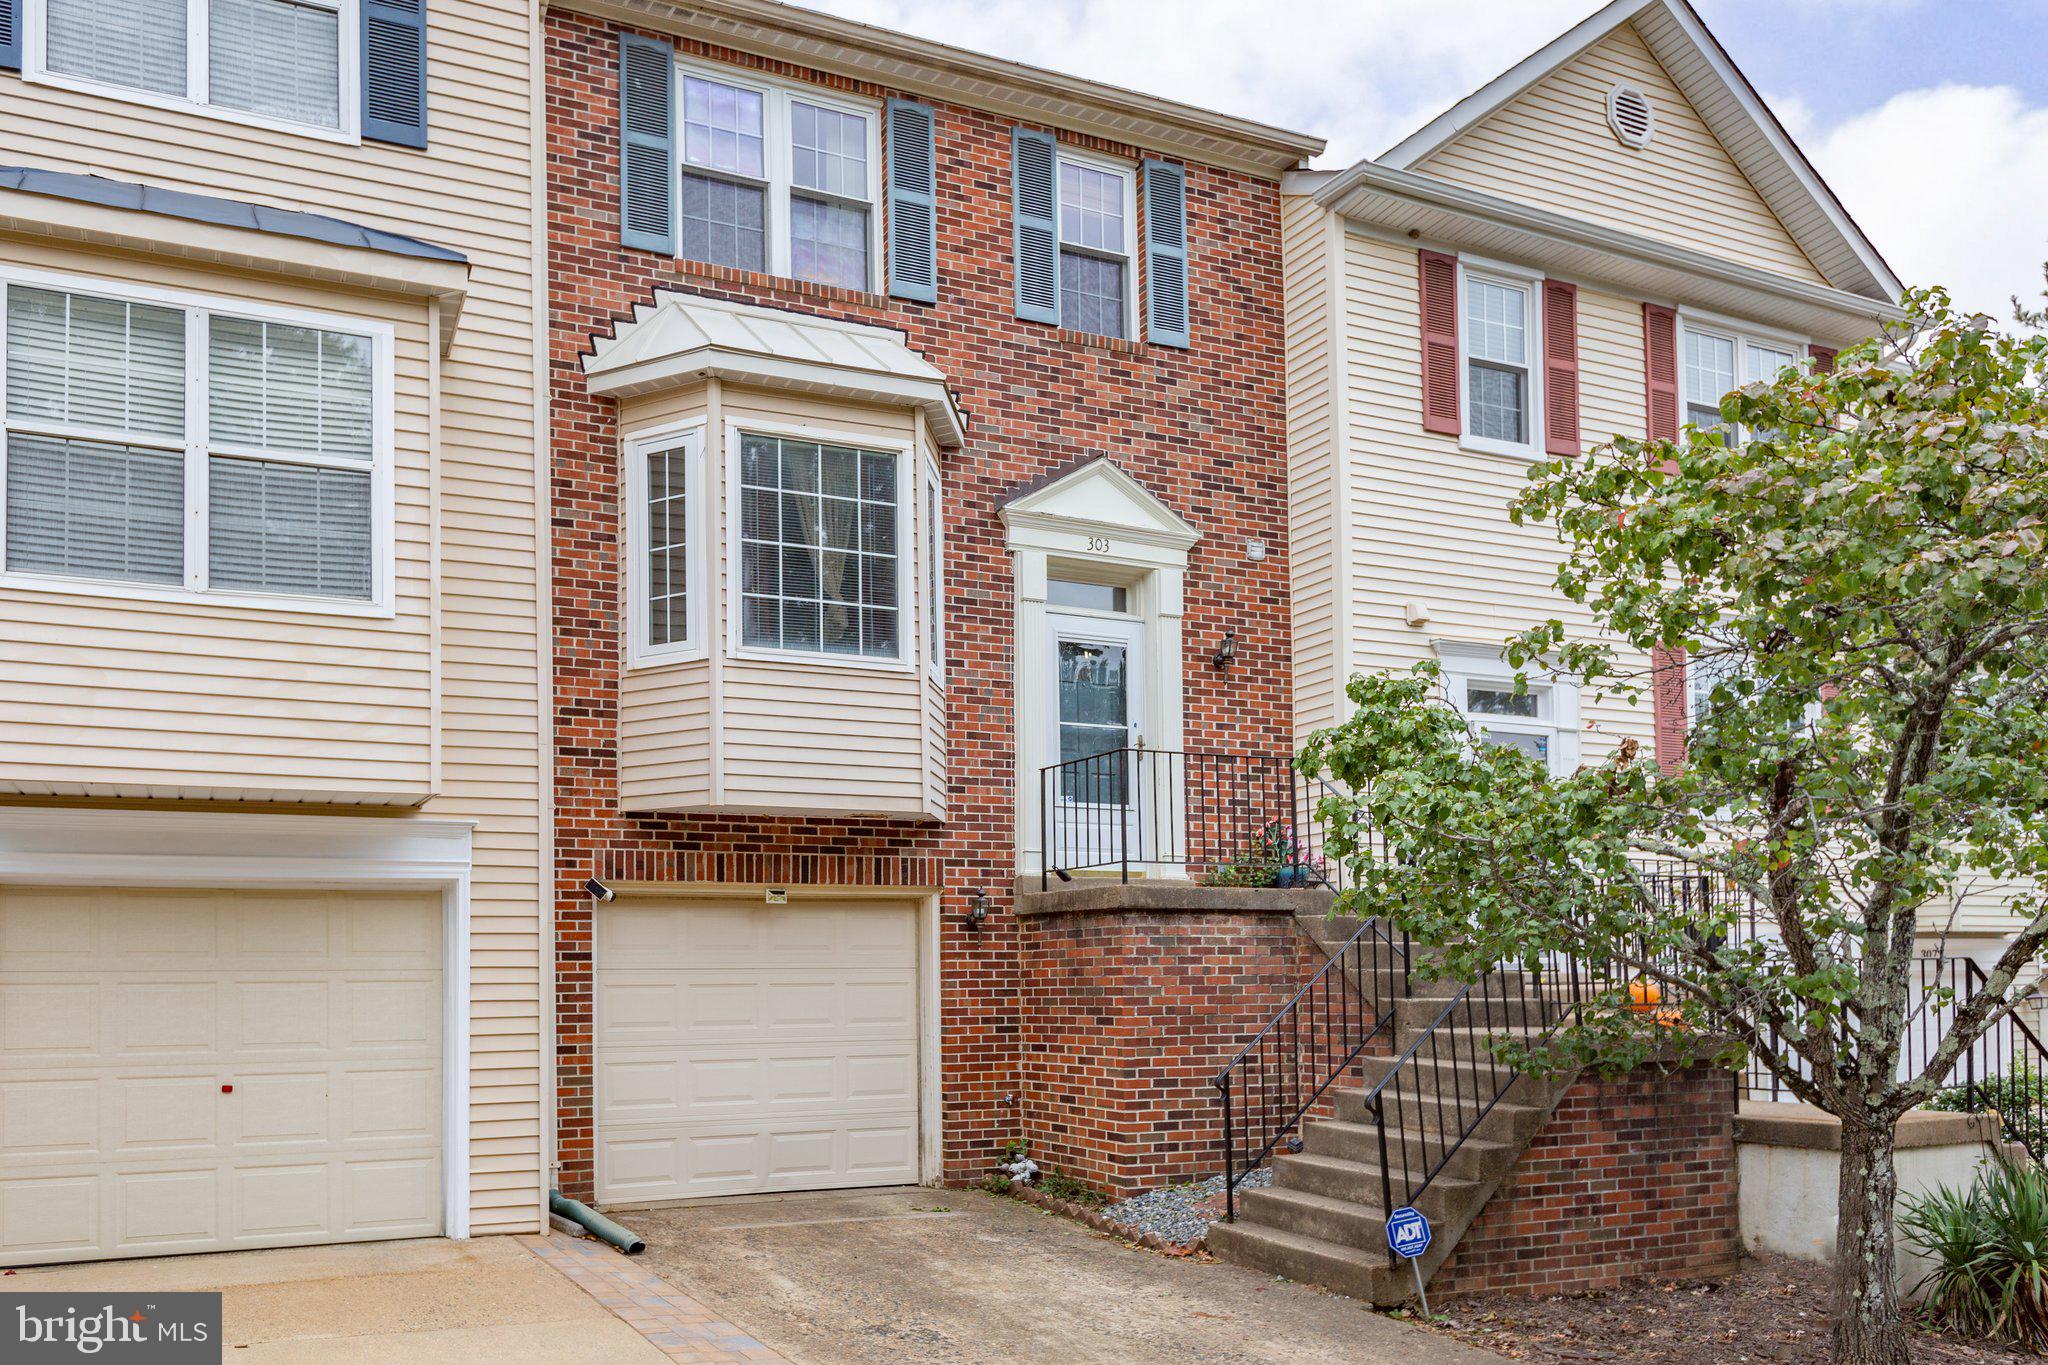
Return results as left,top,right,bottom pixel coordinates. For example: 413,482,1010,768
1676,309,1809,443
1457,256,1545,460
673,56,884,293
623,418,707,668
1053,146,1139,342
23,0,362,143
922,455,943,686
1438,642,1581,778
0,264,396,617
723,416,915,673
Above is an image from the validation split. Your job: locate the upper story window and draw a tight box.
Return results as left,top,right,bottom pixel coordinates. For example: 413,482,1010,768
0,270,389,611
675,61,881,292
626,423,705,664
1057,155,1135,340
736,431,903,662
1681,318,1802,443
31,0,354,135
1461,267,1541,456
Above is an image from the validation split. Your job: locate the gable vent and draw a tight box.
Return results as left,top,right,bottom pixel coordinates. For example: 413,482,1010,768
1606,84,1655,149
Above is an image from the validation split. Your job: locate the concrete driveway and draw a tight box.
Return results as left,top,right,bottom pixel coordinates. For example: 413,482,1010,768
1,1236,670,1362
620,1186,1502,1365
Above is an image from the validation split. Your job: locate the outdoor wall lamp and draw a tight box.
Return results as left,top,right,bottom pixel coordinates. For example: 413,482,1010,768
965,889,989,930
1212,629,1238,670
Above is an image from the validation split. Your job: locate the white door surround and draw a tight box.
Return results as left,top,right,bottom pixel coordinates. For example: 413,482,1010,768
999,458,1201,877
0,808,476,1248
1044,609,1145,870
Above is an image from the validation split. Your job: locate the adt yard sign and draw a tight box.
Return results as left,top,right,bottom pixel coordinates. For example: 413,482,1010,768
1386,1205,1431,1260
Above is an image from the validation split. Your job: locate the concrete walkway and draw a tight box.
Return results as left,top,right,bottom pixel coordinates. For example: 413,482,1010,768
620,1186,1504,1365
2,1236,670,1362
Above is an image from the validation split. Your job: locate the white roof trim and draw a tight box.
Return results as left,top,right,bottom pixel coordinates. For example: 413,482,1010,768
1377,0,1900,304
583,291,967,449
562,0,1323,178
1312,162,1901,344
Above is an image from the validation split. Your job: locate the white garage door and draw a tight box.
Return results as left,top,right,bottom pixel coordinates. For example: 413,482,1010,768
0,887,443,1266
594,898,920,1204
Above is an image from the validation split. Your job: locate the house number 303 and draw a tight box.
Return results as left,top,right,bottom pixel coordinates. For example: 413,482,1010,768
1085,536,1111,553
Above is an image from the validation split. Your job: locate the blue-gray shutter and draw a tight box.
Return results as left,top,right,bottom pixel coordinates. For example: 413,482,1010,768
885,98,938,303
1141,158,1189,348
1011,128,1058,325
361,0,427,147
618,32,676,254
0,0,18,71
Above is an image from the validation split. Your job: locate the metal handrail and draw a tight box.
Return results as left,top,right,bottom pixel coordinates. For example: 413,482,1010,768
1212,915,1409,1219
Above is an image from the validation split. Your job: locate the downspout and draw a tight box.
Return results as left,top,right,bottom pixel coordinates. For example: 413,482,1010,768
549,1189,647,1254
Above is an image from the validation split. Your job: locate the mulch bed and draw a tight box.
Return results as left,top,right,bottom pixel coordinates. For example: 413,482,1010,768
1422,1253,2035,1363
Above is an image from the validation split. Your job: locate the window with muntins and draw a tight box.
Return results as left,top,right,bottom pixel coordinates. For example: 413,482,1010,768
1682,321,1803,444
1441,652,1579,778
1464,272,1536,451
677,62,879,291
39,0,348,131
645,446,690,648
1057,156,1134,339
738,433,900,661
1,276,384,605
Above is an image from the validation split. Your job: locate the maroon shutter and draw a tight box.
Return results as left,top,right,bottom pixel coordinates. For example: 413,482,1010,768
1652,647,1688,775
1418,249,1460,435
1543,279,1580,457
1643,303,1679,444
1809,343,1838,374
1645,301,1685,773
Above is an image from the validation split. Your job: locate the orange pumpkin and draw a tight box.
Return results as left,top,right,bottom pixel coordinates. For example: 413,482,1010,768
1628,979,1662,1012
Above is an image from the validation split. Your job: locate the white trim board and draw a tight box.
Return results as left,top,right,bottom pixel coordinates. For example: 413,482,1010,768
0,808,478,1241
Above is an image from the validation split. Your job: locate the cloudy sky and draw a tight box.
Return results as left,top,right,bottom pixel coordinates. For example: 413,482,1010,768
801,0,2048,318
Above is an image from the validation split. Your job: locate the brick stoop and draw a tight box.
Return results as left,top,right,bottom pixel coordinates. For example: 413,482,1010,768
1209,963,1739,1305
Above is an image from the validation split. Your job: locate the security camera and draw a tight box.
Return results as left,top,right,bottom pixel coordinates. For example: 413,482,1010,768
584,878,615,902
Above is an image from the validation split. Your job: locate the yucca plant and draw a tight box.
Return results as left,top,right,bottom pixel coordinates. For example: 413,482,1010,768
1901,1151,2048,1351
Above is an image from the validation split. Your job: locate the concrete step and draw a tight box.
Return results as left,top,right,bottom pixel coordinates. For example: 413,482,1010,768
1236,1184,1390,1247
1333,1084,1546,1141
1355,1054,1570,1109
1394,992,1570,1035
1302,1119,1516,1182
1207,1221,1409,1304
1272,1151,1480,1221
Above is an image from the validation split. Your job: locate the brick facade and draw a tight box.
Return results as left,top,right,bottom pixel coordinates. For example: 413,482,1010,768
1432,1063,1741,1298
546,10,1294,1198
1019,907,1328,1198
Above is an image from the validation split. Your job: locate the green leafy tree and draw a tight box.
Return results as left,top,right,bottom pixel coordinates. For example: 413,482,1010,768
1301,291,2048,1365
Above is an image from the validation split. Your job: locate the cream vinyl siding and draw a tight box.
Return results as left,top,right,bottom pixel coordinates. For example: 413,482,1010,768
1328,222,1655,763
0,0,544,1237
1415,23,1827,287
1283,193,1341,742
0,244,432,804
617,385,945,820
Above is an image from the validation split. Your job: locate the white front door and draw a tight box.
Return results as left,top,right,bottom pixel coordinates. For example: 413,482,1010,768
1043,610,1146,872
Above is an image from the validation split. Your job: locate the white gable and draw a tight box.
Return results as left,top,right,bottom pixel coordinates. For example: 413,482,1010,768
999,458,1199,553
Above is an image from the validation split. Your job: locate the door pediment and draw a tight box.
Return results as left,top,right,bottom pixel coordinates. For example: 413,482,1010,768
999,457,1200,555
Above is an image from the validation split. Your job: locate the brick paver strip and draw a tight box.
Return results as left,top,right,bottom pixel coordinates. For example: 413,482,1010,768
522,1232,790,1364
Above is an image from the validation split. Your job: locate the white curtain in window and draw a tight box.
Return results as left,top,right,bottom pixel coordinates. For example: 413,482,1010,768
209,317,373,461
6,288,186,439
209,0,341,128
208,456,371,597
4,434,185,584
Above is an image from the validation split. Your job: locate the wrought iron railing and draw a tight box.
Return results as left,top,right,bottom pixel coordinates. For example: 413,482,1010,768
1214,916,1410,1220
1037,746,1347,890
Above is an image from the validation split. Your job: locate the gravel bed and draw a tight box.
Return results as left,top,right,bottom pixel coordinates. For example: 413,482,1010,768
1101,1167,1273,1247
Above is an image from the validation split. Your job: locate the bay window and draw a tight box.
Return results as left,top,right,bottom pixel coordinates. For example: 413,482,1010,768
736,431,903,663
676,61,880,292
625,423,705,664
0,272,388,609
36,0,350,133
